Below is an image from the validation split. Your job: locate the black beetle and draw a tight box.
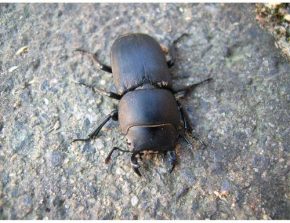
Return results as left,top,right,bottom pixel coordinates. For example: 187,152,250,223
72,33,211,176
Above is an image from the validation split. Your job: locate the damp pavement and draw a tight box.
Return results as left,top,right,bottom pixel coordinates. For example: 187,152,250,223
0,3,289,220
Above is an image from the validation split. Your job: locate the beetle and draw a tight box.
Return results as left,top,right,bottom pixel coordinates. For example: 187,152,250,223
72,33,211,176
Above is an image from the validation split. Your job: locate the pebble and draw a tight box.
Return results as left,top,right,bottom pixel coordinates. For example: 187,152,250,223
8,66,18,73
131,196,139,207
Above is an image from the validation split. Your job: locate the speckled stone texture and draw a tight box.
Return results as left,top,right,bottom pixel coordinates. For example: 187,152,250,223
0,3,289,220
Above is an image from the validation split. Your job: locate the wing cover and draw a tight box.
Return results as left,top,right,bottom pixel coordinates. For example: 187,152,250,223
111,33,172,94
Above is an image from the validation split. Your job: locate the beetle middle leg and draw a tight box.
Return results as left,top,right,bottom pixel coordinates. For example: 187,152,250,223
74,48,112,73
76,82,121,100
177,100,193,133
168,150,177,173
177,100,207,148
177,100,195,148
173,77,213,98
72,110,118,143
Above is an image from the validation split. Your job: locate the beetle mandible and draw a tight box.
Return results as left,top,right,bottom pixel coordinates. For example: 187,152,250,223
72,33,211,176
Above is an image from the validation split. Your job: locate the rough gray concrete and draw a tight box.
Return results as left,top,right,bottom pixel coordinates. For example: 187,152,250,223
0,3,290,220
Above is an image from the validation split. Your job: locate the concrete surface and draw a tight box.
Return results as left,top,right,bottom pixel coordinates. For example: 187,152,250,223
0,3,289,220
256,3,290,61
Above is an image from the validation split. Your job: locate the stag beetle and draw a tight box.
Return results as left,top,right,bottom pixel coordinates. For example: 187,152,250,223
72,33,211,176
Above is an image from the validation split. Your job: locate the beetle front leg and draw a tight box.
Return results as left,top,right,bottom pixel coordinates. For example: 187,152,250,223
74,48,112,73
105,147,132,164
131,152,142,177
72,110,118,143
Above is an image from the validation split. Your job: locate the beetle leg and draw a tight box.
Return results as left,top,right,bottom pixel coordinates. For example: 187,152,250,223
179,132,193,147
76,82,121,100
131,152,142,177
190,131,207,148
105,147,132,164
72,110,118,143
177,100,193,132
167,33,189,68
181,131,207,149
173,77,213,98
168,151,177,173
177,100,207,148
74,48,112,73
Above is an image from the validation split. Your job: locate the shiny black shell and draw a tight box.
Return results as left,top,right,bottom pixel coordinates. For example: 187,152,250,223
119,88,180,152
111,33,181,153
111,33,172,95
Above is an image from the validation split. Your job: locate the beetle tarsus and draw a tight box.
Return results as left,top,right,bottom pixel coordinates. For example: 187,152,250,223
72,110,118,143
74,48,112,73
179,132,195,151
191,131,207,148
180,132,192,146
131,153,142,177
168,151,177,173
